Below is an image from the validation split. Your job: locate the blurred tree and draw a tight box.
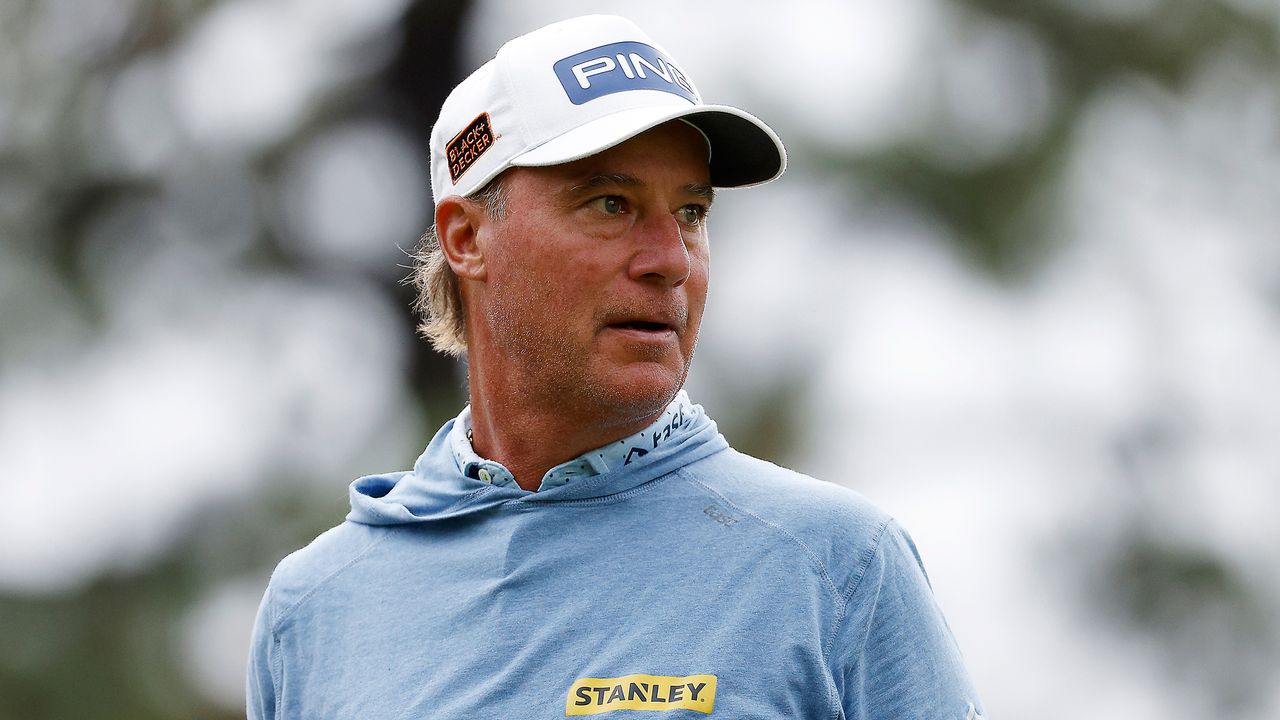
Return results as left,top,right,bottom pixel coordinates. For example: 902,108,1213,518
1,0,1277,717
0,0,476,717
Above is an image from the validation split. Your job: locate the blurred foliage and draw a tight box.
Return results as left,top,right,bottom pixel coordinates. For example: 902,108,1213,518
1,0,475,717
0,484,346,720
823,0,1278,278
1,0,1277,717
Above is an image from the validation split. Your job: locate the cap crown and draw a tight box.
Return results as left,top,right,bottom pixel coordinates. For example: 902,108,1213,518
430,15,701,204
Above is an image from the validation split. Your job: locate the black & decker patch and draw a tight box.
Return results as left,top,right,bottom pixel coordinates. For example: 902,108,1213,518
446,113,495,184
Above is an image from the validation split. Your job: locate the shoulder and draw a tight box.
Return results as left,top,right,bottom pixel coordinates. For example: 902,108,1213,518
678,447,895,593
260,520,386,631
683,447,892,540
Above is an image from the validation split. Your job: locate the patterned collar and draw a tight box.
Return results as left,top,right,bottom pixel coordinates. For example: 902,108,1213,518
447,391,700,491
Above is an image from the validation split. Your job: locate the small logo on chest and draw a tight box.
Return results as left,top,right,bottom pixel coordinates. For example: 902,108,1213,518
566,673,717,716
703,504,739,528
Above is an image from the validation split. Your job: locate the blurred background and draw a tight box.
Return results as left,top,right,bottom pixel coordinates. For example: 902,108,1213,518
2,0,1278,717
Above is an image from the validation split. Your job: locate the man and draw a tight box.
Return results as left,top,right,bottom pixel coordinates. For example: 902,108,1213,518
248,14,984,720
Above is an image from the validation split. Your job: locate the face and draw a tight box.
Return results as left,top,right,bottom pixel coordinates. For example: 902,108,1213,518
471,121,713,426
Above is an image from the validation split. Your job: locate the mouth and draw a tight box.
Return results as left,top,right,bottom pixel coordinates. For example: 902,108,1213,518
602,312,682,343
610,320,673,333
600,305,687,343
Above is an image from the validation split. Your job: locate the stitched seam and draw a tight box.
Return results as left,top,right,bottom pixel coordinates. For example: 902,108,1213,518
271,629,283,719
824,518,891,662
678,470,841,598
675,470,852,719
827,669,838,720
824,518,889,720
441,485,500,513
271,530,390,631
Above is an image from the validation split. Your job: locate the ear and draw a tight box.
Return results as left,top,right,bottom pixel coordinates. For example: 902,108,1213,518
435,196,489,281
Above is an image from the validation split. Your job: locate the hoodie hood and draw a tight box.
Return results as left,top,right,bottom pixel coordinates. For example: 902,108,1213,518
346,400,728,526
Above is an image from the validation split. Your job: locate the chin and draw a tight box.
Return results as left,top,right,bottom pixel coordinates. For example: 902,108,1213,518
586,362,686,424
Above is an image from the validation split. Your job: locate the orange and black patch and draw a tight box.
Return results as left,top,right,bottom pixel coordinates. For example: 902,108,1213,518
446,112,495,184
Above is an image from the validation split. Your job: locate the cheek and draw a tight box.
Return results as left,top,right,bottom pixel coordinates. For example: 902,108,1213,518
505,260,596,325
683,265,710,340
488,235,563,298
689,254,711,304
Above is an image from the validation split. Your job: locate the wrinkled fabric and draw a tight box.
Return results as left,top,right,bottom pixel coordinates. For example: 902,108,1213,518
248,399,984,719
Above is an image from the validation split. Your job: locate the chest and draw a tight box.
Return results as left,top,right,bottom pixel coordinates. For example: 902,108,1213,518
277,518,841,719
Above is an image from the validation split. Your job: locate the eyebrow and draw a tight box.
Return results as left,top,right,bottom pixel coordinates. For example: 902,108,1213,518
567,173,716,204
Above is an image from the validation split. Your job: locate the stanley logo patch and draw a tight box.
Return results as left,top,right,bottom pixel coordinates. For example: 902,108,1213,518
446,112,494,184
566,674,716,716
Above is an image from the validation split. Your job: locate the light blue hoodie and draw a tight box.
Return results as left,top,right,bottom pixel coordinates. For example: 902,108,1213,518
247,395,984,719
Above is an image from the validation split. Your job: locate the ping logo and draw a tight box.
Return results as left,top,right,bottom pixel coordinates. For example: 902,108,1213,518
566,673,716,716
553,41,698,106
446,112,495,183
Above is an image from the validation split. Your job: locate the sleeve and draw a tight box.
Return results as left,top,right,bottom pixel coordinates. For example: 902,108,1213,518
831,520,986,720
246,583,279,720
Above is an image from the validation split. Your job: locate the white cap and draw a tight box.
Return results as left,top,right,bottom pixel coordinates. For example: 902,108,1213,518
429,14,787,205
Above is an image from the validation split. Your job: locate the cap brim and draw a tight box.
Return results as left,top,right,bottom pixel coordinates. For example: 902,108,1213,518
510,104,786,188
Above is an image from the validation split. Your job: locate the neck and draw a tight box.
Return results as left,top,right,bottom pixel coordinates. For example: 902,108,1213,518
465,369,666,492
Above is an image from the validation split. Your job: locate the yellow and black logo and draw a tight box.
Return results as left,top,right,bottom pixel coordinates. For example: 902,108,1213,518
566,673,716,716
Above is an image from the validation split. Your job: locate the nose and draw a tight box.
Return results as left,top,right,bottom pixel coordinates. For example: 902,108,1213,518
628,212,691,286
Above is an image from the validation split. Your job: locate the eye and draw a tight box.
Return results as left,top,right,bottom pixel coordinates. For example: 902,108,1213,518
676,204,709,228
588,195,627,216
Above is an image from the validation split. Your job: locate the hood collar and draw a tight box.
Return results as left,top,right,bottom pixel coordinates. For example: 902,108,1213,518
347,395,728,525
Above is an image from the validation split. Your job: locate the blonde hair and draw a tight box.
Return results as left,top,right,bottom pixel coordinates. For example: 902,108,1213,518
409,178,508,357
